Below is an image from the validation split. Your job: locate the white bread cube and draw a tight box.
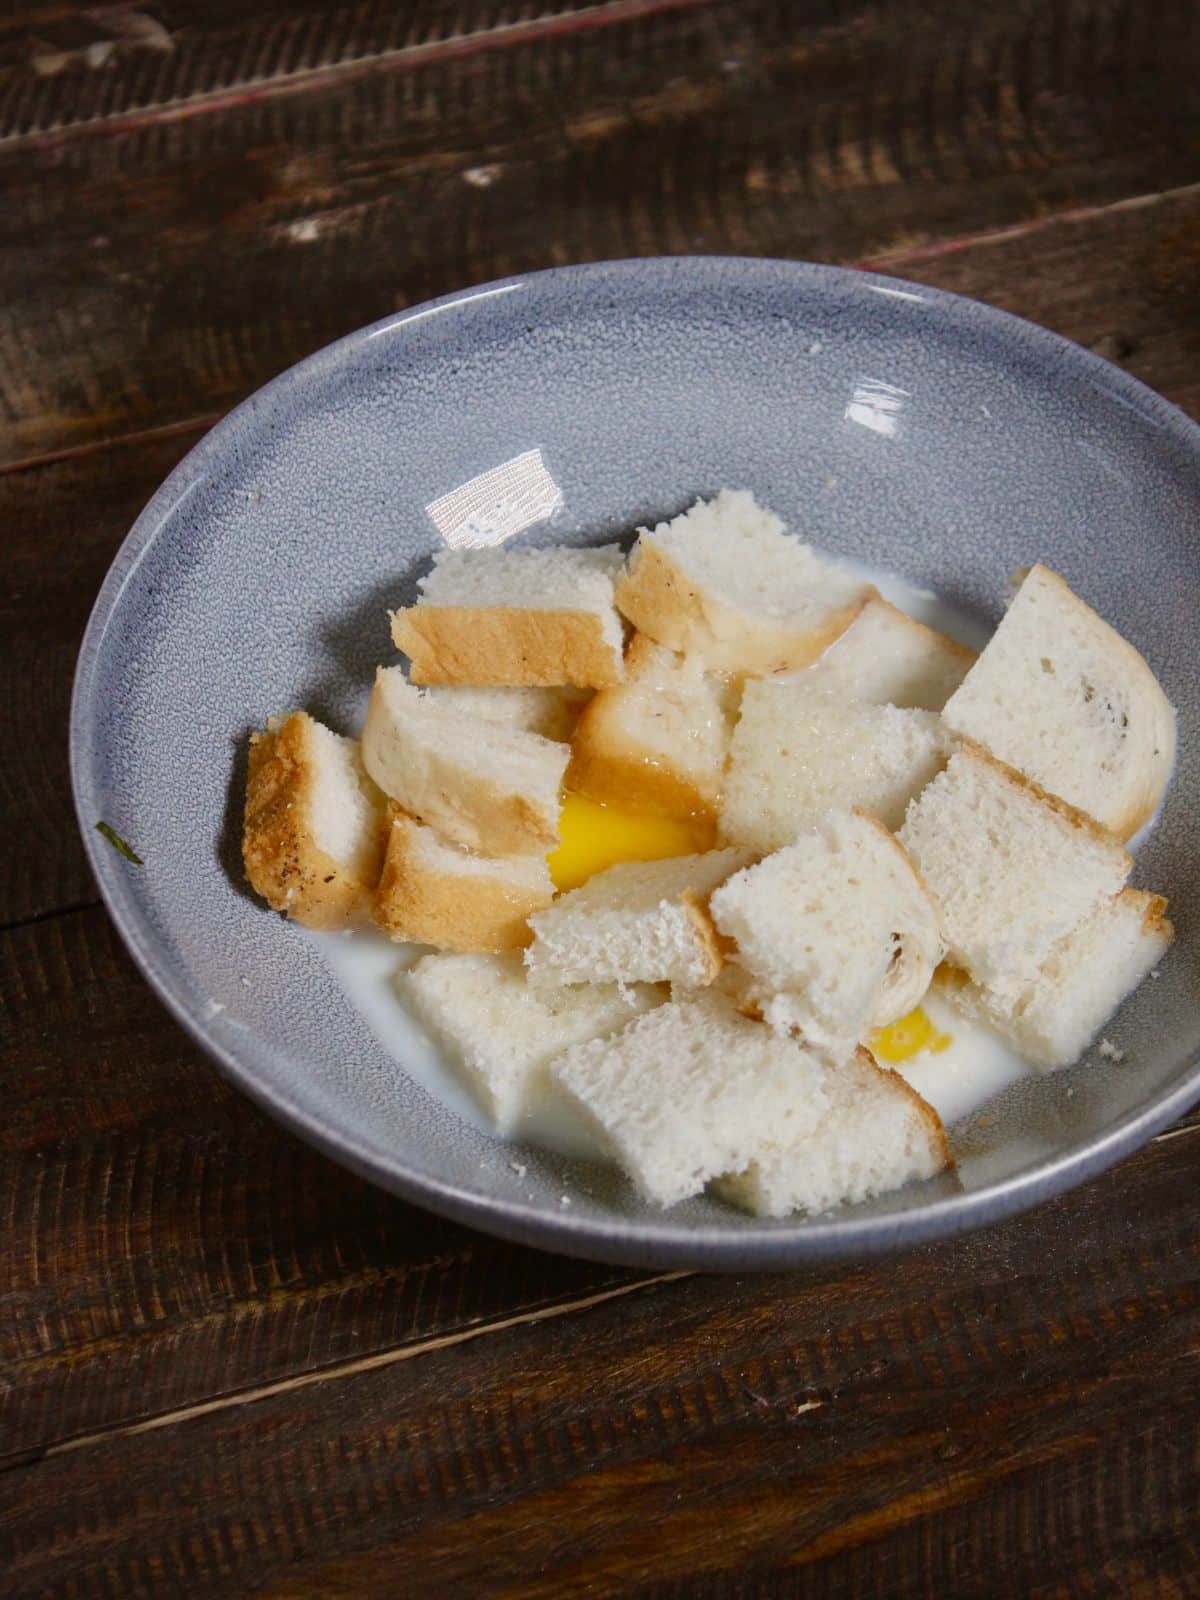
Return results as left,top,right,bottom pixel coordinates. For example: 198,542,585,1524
614,490,872,675
525,848,752,988
423,685,591,743
807,597,976,711
361,667,568,855
942,564,1175,839
548,991,829,1206
243,712,387,930
398,953,660,1133
720,679,952,850
710,811,943,1056
373,809,553,952
713,1049,950,1217
899,745,1131,1006
565,633,736,820
937,887,1172,1070
391,545,626,688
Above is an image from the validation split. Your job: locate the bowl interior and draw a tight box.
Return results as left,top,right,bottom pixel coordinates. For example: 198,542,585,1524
72,259,1200,1267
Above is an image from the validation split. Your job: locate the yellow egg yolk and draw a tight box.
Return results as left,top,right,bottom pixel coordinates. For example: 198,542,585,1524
870,1006,952,1064
547,793,715,893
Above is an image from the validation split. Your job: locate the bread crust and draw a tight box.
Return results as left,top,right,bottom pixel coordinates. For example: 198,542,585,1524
565,632,729,819
419,777,560,856
362,672,567,856
1030,566,1175,839
614,541,867,675
242,712,383,930
945,564,1175,840
856,1046,955,1172
679,890,726,987
957,739,1133,864
373,811,551,952
392,605,624,688
864,598,978,672
565,739,718,821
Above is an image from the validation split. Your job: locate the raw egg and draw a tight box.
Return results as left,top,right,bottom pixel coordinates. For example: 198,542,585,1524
870,1006,952,1065
547,793,714,893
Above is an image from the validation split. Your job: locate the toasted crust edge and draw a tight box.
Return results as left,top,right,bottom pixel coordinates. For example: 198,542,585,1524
392,605,624,688
613,541,868,675
680,890,726,987
373,811,551,952
955,740,1133,865
565,740,719,822
242,712,382,930
862,596,978,670
565,632,728,818
946,563,1176,840
857,1046,955,1173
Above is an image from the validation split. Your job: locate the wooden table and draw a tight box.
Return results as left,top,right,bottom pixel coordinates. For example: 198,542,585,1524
3,4,1199,1593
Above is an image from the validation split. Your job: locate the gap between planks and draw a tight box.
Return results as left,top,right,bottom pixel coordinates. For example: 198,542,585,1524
5,0,722,153
0,1270,691,1472
2,179,1195,481
856,178,1200,271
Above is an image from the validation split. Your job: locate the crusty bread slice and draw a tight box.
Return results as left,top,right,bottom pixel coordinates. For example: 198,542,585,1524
391,545,626,688
709,811,943,1057
614,489,872,674
807,597,976,711
713,1048,950,1217
942,564,1175,839
936,887,1172,1070
243,712,387,930
565,633,736,819
373,808,553,952
525,848,752,988
899,744,1131,1007
720,679,953,850
548,991,829,1207
423,685,591,743
398,952,660,1132
361,667,569,855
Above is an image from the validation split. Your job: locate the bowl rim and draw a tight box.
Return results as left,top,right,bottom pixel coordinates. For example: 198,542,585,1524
69,254,1200,1270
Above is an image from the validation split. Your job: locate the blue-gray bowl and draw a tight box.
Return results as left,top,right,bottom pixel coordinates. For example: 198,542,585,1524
70,258,1200,1269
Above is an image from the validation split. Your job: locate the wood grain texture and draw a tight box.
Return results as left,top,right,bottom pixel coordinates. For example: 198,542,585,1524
3,182,1197,927
3,897,1197,1470
2,0,1199,463
4,6,1200,1593
0,424,207,925
0,905,647,1463
1,1123,1198,1595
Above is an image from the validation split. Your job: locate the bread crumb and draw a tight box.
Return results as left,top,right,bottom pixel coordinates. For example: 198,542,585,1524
1151,968,1161,979
1098,1037,1125,1062
509,1160,527,1178
559,1194,572,1206
240,976,252,987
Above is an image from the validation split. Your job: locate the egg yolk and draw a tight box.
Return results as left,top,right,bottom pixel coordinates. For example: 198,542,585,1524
870,1006,952,1064
547,793,715,893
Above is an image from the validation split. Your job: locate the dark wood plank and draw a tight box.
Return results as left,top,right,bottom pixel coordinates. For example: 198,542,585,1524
0,904,649,1463
2,0,1199,464
0,423,208,925
865,184,1200,422
4,182,1197,927
1,1123,1197,1597
0,0,624,107
4,896,1198,1468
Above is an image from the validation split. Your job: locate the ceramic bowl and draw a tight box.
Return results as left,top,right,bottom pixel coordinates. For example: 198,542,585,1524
70,258,1200,1268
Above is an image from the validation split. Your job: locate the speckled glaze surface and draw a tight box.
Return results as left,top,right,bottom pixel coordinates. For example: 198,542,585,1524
71,258,1200,1269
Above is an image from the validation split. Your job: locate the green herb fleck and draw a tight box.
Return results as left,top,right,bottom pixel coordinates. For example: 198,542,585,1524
95,821,143,865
